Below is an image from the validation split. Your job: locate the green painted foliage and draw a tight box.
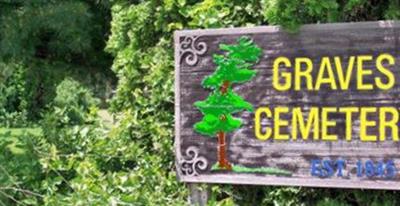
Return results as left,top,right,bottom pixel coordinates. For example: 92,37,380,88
195,114,242,136
194,90,253,115
203,37,261,89
220,37,263,62
194,37,260,137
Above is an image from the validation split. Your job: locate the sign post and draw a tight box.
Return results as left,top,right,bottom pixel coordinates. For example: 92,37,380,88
188,183,210,206
174,21,400,199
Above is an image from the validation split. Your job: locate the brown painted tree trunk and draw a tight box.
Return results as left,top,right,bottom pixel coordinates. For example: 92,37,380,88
221,81,230,94
218,80,232,170
217,131,231,170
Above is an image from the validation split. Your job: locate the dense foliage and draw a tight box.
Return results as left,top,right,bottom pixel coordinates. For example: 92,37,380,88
0,0,113,125
1,0,400,205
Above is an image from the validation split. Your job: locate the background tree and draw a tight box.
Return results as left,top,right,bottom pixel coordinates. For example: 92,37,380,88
194,37,261,170
0,0,113,124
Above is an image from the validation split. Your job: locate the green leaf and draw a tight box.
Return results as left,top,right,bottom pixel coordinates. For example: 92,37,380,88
194,114,242,136
194,114,219,136
194,90,253,116
229,69,257,83
223,115,241,132
202,37,260,88
202,73,223,89
7,139,25,155
220,36,262,63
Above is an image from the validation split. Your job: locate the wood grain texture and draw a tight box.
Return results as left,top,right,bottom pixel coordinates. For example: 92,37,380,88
174,21,400,190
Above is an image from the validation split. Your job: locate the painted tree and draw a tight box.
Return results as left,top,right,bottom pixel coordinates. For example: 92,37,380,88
194,37,261,170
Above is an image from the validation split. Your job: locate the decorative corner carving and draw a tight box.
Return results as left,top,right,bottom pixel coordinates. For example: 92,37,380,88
179,146,208,177
179,36,207,66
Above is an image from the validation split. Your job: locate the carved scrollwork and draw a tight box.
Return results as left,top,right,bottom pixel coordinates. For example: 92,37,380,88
179,36,207,66
179,146,208,177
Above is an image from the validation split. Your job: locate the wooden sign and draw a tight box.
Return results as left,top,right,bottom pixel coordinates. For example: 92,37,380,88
174,21,400,190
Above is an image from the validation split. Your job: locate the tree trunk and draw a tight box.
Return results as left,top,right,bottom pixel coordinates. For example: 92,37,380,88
217,131,232,170
221,81,230,94
217,80,232,170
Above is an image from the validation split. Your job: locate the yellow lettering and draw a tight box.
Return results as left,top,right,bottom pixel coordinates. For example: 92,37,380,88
295,58,313,90
334,56,355,90
255,107,272,141
292,108,319,140
273,57,292,91
379,107,399,141
321,107,338,141
357,55,373,90
274,107,289,140
315,57,337,90
339,107,359,141
360,107,377,141
375,53,395,90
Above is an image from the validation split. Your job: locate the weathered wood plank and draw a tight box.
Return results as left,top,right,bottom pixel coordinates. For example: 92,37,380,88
175,21,400,190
